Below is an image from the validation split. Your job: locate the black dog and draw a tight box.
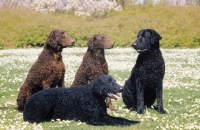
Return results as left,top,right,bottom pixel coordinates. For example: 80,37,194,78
122,29,166,114
23,74,139,126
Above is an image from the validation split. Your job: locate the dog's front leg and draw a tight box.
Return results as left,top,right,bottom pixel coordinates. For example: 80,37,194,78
156,82,166,114
136,79,145,114
105,97,116,111
58,76,65,87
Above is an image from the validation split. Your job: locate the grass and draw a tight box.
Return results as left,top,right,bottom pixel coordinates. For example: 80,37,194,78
0,48,200,130
0,5,200,48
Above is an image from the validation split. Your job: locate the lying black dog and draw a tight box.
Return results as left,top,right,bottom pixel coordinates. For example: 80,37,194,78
122,29,166,114
23,74,139,126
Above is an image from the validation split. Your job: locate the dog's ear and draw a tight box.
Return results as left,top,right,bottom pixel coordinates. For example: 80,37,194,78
93,85,104,95
93,78,105,95
46,30,57,48
87,36,95,50
150,30,162,45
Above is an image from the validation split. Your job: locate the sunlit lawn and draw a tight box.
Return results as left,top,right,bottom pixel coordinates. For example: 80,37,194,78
0,48,200,130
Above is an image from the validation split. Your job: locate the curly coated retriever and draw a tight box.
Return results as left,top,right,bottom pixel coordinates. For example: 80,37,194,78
17,29,75,111
122,29,166,114
71,34,116,111
23,74,139,126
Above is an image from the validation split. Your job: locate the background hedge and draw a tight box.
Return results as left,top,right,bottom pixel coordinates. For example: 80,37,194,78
0,5,200,49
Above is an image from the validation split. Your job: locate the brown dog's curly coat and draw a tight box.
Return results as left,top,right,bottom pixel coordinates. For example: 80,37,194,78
16,29,75,111
71,34,116,111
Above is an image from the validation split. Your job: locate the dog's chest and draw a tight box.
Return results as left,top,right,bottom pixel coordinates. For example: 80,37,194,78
84,56,108,74
51,60,65,75
135,55,165,81
95,62,108,73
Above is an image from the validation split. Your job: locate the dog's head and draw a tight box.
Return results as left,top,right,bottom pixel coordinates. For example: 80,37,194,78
46,29,75,50
93,74,123,100
132,29,162,53
87,34,114,51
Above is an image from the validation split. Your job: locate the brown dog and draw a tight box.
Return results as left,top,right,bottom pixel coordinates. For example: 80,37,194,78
16,29,75,111
71,34,116,111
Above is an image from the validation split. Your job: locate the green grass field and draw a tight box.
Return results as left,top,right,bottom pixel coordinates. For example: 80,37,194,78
0,48,200,130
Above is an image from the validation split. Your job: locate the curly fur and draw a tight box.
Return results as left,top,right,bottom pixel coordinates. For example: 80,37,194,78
122,29,166,114
71,34,116,111
16,29,75,111
23,75,139,126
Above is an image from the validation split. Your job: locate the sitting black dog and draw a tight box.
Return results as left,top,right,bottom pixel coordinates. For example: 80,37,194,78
23,74,139,126
122,29,166,114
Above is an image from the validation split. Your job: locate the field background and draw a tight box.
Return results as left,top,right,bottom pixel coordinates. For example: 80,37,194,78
0,5,200,49
0,48,200,130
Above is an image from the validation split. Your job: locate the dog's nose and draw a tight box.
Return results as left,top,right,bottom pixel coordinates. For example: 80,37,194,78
119,87,124,92
111,42,114,48
132,42,137,47
71,40,75,45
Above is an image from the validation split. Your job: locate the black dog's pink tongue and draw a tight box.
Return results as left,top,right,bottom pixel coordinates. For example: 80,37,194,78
108,93,121,100
113,94,121,100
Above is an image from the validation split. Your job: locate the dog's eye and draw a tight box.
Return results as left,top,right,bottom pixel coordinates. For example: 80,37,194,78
102,37,106,41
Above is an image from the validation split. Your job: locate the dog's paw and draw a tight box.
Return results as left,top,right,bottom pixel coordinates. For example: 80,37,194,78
129,106,136,111
137,108,144,114
108,105,116,111
158,108,167,114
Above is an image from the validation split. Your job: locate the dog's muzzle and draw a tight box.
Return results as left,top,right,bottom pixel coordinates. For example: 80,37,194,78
132,42,137,48
132,42,148,53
